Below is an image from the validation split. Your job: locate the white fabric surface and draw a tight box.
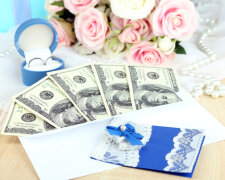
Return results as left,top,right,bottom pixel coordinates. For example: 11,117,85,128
0,0,225,101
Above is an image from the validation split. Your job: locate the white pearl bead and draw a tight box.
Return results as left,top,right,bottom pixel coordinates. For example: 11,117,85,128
210,20,216,25
204,79,212,86
210,55,217,62
207,51,214,55
204,59,210,64
205,18,211,23
199,42,205,47
0,53,4,57
207,29,213,33
211,90,220,98
205,89,213,95
203,32,208,37
120,125,126,131
198,60,206,66
205,48,211,53
200,18,204,23
200,37,206,41
212,80,221,87
210,58,216,62
198,40,204,44
206,85,214,90
219,90,225,96
200,43,206,47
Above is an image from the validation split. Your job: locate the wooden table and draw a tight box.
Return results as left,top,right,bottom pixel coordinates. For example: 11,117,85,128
0,80,225,180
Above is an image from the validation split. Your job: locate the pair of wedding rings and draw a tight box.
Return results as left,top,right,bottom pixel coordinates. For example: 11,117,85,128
27,56,61,67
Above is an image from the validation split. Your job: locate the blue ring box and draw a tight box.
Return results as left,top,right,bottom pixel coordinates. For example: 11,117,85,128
14,18,65,86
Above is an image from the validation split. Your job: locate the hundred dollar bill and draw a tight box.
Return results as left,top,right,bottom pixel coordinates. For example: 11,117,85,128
1,102,55,136
126,65,181,110
13,77,87,128
92,64,133,116
48,64,109,121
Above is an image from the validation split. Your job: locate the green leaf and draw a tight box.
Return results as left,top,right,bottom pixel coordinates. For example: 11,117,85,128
175,41,186,54
151,36,158,42
120,24,132,32
126,43,133,50
109,37,120,50
58,9,75,21
51,1,64,7
112,29,122,35
56,9,65,16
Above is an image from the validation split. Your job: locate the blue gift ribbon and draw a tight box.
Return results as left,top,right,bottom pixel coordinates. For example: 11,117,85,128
106,123,144,146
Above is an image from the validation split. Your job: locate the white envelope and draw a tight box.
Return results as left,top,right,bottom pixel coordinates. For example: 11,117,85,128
19,91,225,180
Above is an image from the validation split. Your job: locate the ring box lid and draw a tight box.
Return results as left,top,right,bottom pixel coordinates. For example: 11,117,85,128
14,18,65,86
14,18,58,58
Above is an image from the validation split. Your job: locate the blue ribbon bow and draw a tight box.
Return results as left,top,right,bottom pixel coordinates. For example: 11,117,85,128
106,123,144,146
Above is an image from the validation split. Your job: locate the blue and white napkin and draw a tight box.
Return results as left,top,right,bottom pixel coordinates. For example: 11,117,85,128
91,118,205,178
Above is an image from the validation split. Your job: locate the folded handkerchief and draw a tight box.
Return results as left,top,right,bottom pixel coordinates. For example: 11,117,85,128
91,118,205,178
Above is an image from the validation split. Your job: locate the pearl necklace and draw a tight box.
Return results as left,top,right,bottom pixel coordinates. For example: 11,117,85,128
180,2,225,99
0,46,15,58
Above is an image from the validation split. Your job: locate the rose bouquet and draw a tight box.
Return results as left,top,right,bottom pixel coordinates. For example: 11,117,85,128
45,0,199,65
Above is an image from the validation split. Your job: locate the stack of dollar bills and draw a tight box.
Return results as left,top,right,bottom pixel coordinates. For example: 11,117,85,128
1,63,181,136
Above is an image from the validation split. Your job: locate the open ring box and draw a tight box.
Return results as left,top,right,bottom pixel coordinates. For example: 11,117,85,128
14,18,65,86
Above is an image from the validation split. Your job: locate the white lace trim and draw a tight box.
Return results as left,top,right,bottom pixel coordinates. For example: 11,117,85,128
91,117,152,167
164,129,204,173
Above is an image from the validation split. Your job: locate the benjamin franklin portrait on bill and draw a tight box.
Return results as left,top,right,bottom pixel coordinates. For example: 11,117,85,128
75,87,107,114
50,99,86,127
134,84,181,109
105,83,132,108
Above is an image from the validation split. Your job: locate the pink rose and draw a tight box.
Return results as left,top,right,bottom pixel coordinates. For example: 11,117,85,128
49,18,75,47
127,42,166,65
128,19,153,41
45,0,64,13
110,13,129,30
150,0,199,41
110,14,153,41
64,0,99,15
163,53,175,66
75,8,109,51
118,28,140,44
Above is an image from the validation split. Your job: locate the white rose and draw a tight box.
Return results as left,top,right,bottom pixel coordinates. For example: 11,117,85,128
157,36,176,55
110,0,155,20
74,42,94,55
96,36,128,58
